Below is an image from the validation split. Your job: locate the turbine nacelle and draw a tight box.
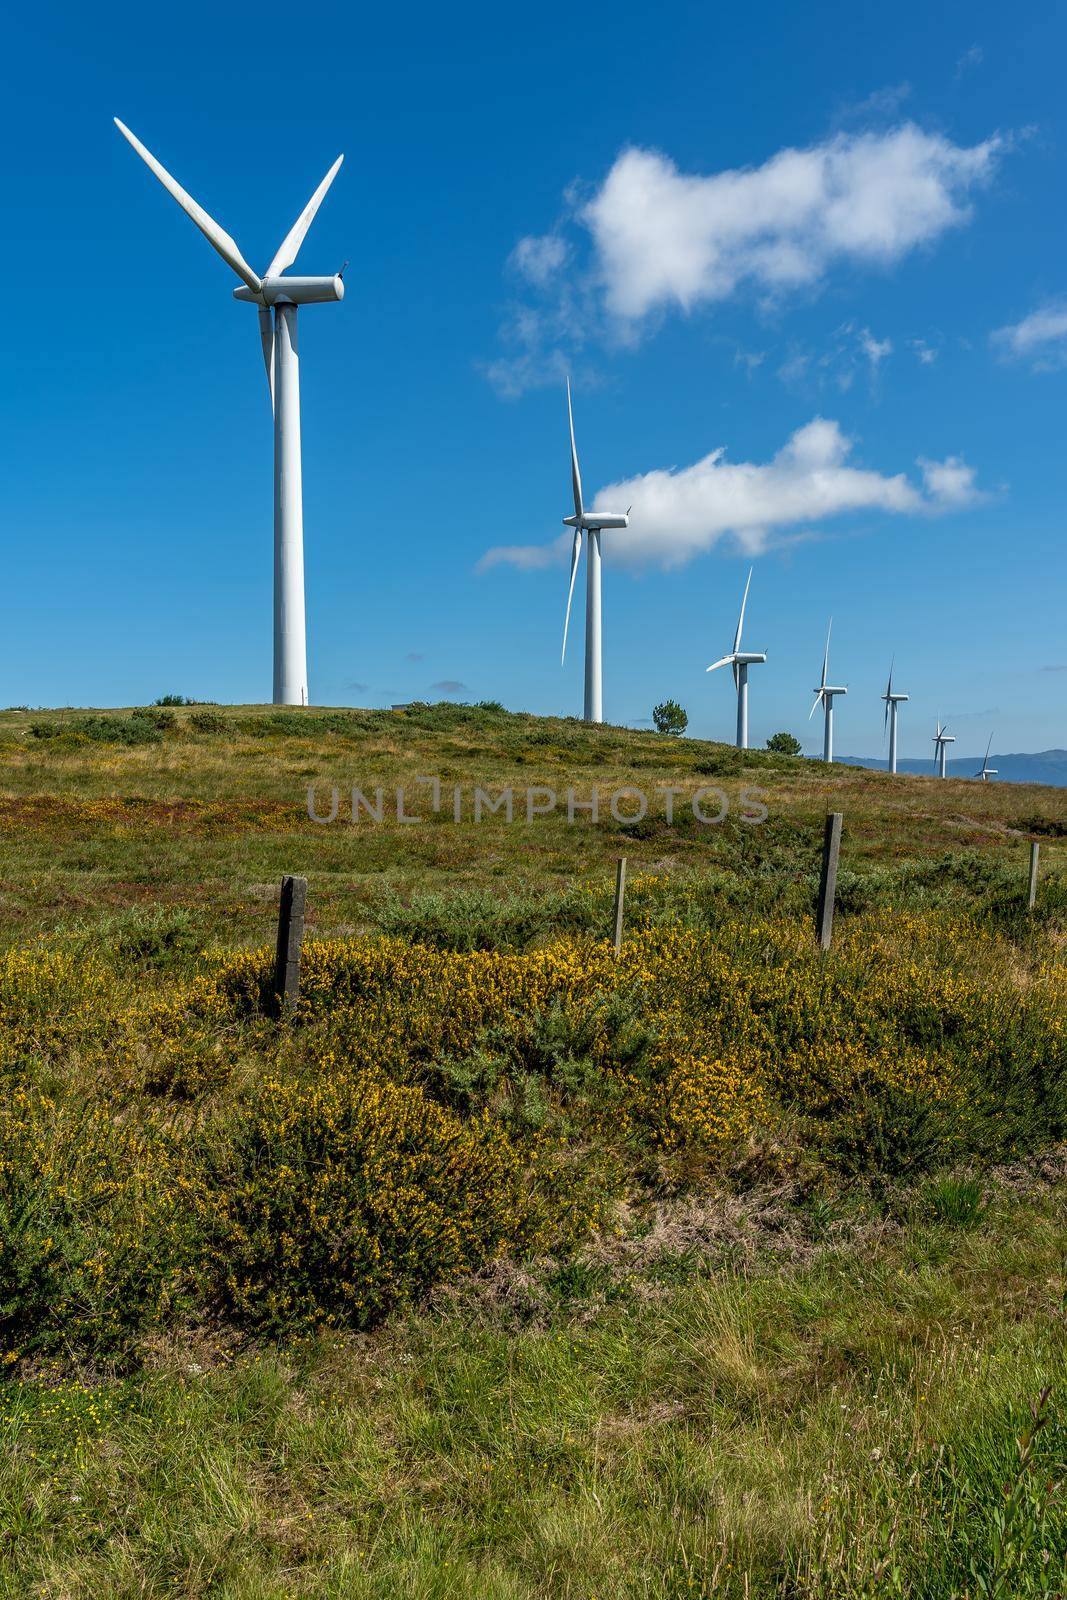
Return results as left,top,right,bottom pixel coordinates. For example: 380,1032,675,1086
563,512,629,531
235,276,345,306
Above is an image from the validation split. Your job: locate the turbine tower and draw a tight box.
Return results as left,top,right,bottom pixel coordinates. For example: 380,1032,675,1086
975,734,999,782
809,620,847,763
114,119,345,708
706,568,767,749
933,720,956,777
880,660,909,775
560,380,629,723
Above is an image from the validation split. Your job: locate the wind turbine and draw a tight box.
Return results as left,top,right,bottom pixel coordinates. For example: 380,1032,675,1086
114,119,345,708
880,660,909,775
975,734,999,782
809,620,847,762
561,380,629,723
706,568,767,749
933,720,956,777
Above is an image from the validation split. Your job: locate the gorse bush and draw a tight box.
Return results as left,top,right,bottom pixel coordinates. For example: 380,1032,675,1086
0,1088,192,1355
205,1067,551,1332
0,894,1063,1357
28,715,163,746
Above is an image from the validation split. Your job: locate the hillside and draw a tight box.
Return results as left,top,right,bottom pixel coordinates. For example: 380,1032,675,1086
0,702,1065,1598
0,701,1063,950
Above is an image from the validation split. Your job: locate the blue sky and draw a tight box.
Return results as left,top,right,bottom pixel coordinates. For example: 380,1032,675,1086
3,0,1065,755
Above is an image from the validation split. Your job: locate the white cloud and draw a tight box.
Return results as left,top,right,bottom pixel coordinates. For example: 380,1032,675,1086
480,418,983,572
918,455,983,507
910,337,938,364
582,125,1001,324
485,122,1003,393
510,233,569,286
992,301,1067,368
860,329,893,369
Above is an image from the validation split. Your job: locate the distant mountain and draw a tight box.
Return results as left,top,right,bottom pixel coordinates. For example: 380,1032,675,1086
833,750,1067,788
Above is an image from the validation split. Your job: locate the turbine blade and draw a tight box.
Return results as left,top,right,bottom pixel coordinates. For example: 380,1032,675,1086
113,119,262,294
566,378,584,521
809,691,823,721
265,154,344,278
886,655,894,699
732,659,740,691
705,655,734,674
561,528,582,664
733,567,752,654
258,307,275,412
821,618,831,689
883,697,889,736
984,731,993,762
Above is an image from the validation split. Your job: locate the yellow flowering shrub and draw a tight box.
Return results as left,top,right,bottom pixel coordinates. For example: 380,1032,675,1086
204,1067,560,1332
0,899,1063,1352
0,1086,194,1357
0,945,114,1071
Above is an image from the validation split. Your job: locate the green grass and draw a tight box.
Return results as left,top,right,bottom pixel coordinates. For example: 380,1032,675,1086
1,701,1065,1595
0,700,1062,954
1,1179,1064,1597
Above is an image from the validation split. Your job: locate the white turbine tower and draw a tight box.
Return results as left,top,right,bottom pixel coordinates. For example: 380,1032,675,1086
560,380,629,724
933,720,956,777
706,568,767,749
975,734,999,782
114,119,345,708
809,620,847,763
880,660,909,775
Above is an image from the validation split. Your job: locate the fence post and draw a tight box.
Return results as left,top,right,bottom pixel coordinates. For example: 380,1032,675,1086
1028,841,1040,911
273,874,307,1012
612,857,627,954
815,813,842,951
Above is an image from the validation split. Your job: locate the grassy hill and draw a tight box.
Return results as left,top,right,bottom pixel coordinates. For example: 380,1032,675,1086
0,702,1065,1598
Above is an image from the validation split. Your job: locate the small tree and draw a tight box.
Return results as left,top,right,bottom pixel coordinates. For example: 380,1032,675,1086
766,730,802,755
652,699,688,737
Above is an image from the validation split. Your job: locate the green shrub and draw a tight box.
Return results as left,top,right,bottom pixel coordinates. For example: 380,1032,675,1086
133,706,177,731
0,1091,192,1357
27,715,162,746
188,709,227,734
204,1067,548,1332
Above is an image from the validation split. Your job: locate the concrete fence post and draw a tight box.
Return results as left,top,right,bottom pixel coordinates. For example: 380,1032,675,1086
273,874,307,1012
1028,841,1040,911
816,813,842,952
612,857,627,955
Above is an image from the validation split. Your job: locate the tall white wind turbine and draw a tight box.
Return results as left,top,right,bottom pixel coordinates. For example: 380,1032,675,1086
706,568,767,749
560,380,629,723
933,720,956,777
975,734,999,781
809,620,847,763
114,119,345,708
880,659,909,775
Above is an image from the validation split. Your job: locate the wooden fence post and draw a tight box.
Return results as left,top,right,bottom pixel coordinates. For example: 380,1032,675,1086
612,857,627,954
273,874,307,1012
1028,841,1040,911
815,813,842,952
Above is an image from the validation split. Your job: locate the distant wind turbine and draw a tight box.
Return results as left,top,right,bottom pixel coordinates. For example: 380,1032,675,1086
975,734,999,781
809,620,847,763
933,720,956,777
114,118,346,708
880,659,909,775
561,380,629,723
706,568,767,749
